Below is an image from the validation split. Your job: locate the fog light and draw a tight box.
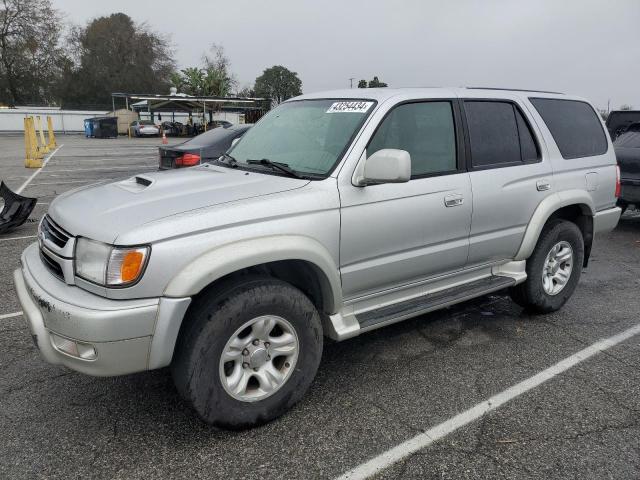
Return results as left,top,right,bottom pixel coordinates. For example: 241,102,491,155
50,333,97,360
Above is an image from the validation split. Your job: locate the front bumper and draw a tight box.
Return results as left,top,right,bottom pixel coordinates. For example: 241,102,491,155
14,243,190,376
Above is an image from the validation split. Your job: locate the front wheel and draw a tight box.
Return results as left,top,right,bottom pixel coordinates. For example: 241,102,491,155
510,219,585,313
171,277,323,429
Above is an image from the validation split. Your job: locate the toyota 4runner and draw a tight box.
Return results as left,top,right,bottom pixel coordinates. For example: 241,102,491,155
14,88,621,428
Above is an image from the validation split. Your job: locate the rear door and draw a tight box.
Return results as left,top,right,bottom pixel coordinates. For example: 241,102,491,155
462,97,553,266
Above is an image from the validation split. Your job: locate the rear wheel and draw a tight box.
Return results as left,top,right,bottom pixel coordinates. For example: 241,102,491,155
510,219,584,313
172,277,323,429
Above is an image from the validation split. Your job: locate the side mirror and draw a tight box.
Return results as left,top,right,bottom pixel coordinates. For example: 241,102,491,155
360,149,411,185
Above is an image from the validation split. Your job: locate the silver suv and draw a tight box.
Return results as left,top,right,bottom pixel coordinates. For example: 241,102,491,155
15,88,621,428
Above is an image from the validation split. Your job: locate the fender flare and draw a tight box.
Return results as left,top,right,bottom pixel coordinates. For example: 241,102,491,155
514,190,595,261
163,234,342,313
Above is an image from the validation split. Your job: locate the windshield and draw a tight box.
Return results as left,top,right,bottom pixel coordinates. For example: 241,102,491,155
228,99,376,177
615,129,640,148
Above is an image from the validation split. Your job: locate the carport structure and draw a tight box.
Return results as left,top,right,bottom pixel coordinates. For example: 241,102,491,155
110,92,270,126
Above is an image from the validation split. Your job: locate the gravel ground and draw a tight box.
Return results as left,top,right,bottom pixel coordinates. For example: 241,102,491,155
0,134,639,479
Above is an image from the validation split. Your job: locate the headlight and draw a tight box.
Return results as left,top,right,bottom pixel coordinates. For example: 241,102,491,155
75,238,150,287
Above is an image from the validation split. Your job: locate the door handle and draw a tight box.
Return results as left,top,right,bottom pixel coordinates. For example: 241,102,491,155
536,179,551,191
444,193,464,207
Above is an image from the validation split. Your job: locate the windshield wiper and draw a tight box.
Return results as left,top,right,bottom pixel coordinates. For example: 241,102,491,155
246,158,303,179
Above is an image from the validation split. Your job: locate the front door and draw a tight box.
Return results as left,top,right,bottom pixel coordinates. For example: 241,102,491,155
339,100,472,299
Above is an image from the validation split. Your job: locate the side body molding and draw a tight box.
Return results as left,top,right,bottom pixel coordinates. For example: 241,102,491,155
514,189,595,261
163,235,343,314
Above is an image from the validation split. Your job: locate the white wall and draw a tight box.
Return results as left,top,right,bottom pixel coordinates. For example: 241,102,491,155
0,108,108,133
0,108,242,133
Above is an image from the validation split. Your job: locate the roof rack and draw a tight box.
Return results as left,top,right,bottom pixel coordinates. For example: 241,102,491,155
466,87,564,95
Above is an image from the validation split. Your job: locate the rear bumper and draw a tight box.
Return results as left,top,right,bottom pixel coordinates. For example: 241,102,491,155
139,129,159,136
619,181,640,204
593,206,622,234
13,243,191,376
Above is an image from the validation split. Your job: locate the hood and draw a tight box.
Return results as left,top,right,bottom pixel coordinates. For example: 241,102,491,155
48,164,308,244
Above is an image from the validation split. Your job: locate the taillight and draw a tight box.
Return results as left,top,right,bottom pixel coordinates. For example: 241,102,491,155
615,165,621,198
175,153,201,167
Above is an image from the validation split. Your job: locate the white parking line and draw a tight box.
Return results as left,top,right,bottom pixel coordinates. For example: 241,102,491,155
0,311,22,320
336,322,640,480
0,235,37,242
45,165,158,173
30,179,112,186
16,144,64,194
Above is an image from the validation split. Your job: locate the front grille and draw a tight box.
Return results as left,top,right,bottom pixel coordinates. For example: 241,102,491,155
40,249,64,280
41,215,70,249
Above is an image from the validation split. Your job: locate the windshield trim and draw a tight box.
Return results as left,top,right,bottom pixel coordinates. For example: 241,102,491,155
229,97,378,180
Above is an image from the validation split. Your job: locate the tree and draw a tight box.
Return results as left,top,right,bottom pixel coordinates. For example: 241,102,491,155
178,67,205,96
202,43,235,96
171,44,235,97
0,0,65,105
357,76,388,88
254,65,302,105
237,86,256,98
368,76,388,88
60,13,175,108
620,104,633,111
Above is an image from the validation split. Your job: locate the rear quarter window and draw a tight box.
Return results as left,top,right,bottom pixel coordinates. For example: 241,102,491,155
529,98,608,159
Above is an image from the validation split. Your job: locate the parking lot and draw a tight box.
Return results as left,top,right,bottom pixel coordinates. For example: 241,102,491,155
1,134,639,479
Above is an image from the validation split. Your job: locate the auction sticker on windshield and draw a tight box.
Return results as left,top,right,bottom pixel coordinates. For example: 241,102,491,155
326,101,374,113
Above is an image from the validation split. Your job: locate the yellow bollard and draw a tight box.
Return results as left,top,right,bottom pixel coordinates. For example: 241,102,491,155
46,116,57,149
31,117,45,159
35,116,49,154
24,117,43,168
29,117,45,159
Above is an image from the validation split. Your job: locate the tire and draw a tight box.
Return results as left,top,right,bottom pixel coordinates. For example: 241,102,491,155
509,219,584,313
171,276,323,429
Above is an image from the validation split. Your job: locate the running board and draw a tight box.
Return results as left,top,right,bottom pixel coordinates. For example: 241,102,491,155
356,275,516,330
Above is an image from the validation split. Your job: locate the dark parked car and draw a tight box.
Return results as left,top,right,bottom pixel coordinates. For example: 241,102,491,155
158,124,252,169
614,123,640,213
607,110,640,141
161,121,184,136
210,120,233,129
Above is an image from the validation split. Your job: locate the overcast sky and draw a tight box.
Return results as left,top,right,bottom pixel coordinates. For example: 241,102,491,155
53,0,638,110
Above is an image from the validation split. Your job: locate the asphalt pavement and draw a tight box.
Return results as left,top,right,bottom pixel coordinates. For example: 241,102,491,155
0,134,639,479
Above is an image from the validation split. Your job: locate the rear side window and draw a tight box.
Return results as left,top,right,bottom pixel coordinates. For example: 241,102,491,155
368,101,457,177
464,101,540,168
530,98,607,159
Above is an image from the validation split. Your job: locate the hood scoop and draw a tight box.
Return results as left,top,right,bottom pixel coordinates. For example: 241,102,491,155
135,176,153,186
117,175,154,193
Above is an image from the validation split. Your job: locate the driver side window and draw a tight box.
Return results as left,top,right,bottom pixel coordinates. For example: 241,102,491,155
368,101,457,177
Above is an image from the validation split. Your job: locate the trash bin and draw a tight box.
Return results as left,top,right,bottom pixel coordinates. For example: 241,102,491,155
84,118,94,137
90,117,118,138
